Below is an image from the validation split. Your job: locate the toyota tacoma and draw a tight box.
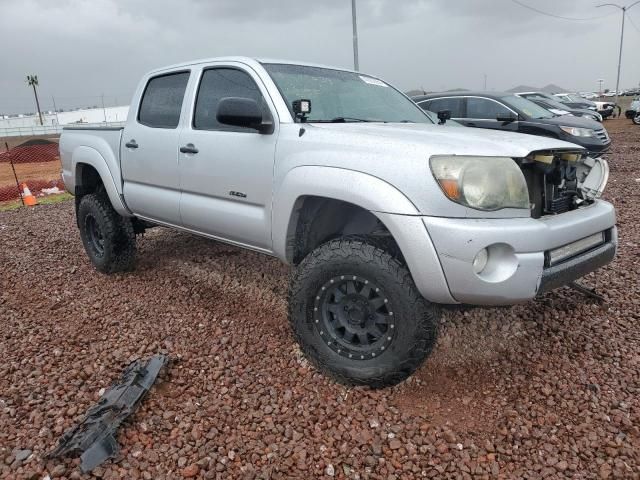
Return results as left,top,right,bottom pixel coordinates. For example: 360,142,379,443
60,57,616,387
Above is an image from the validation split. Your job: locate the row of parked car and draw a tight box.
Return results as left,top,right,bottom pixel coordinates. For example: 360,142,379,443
411,90,613,156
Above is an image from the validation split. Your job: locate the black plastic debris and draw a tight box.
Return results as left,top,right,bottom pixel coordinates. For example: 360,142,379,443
48,354,168,473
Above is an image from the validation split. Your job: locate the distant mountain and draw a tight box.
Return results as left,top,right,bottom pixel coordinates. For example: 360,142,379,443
507,83,570,94
540,84,569,94
507,85,538,93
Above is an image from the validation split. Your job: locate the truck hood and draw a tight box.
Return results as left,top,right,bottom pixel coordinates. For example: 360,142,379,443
308,122,584,157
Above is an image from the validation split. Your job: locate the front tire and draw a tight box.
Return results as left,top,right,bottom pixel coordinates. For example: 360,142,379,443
633,114,640,125
288,238,439,388
77,193,136,273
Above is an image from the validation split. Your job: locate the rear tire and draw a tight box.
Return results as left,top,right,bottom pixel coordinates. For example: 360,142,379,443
77,193,136,273
633,114,640,125
288,238,439,388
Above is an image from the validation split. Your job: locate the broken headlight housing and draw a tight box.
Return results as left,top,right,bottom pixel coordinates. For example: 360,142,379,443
430,156,529,211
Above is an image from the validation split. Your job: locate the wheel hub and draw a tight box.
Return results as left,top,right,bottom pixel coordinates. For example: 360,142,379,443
84,214,105,257
314,275,395,360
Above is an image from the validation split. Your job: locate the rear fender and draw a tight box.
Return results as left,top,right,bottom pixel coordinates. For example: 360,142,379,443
72,146,129,216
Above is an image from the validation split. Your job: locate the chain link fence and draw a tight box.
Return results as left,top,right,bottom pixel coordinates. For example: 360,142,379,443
0,138,66,208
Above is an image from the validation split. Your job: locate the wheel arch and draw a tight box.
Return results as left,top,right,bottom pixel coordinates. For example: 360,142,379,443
72,146,129,216
272,166,420,264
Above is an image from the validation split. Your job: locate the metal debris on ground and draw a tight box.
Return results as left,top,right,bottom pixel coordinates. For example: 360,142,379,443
47,354,169,473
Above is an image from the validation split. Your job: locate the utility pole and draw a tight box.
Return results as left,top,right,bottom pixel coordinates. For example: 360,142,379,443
597,1,640,108
351,0,359,71
101,94,108,124
26,75,43,125
51,96,60,126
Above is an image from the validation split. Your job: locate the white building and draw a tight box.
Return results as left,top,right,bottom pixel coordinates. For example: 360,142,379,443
0,106,129,128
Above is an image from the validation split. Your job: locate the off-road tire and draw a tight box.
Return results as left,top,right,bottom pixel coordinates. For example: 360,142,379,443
288,238,439,388
77,193,136,273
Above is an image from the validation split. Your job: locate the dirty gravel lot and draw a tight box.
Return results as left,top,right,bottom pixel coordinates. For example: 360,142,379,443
1,119,639,479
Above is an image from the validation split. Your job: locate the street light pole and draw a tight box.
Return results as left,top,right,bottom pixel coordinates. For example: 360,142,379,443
597,1,640,109
351,0,359,71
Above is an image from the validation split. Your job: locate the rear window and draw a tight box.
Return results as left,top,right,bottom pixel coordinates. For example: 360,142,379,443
138,72,190,128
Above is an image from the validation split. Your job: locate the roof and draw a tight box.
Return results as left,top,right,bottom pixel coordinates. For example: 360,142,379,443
146,56,358,76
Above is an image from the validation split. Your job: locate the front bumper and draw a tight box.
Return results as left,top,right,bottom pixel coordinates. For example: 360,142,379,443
421,200,617,305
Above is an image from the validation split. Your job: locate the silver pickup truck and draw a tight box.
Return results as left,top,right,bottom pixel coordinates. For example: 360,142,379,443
60,57,616,387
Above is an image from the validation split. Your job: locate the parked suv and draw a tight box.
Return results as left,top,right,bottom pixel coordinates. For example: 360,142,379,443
625,97,640,119
60,58,616,387
413,92,611,155
516,92,602,122
554,93,614,119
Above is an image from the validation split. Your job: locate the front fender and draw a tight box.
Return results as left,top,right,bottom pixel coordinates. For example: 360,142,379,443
272,166,456,304
272,166,419,258
71,146,129,216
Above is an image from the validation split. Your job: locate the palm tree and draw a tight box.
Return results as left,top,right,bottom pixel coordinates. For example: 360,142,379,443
26,75,43,125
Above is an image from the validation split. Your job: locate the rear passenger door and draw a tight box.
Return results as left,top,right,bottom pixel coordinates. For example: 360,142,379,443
121,71,190,224
177,65,278,252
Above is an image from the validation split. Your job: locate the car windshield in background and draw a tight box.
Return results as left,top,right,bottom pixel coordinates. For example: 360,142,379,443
565,94,587,103
528,95,572,112
502,95,555,119
263,63,432,124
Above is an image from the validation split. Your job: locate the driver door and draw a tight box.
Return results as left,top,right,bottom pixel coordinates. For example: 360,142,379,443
177,65,278,252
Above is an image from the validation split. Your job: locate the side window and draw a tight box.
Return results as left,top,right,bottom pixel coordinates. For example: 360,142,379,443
426,98,464,118
466,98,511,120
193,68,269,131
417,100,432,111
138,72,190,128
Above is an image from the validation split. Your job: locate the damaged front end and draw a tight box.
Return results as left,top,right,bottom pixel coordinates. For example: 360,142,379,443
518,150,609,218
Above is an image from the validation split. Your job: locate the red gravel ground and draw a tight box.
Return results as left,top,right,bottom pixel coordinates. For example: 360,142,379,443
1,119,639,479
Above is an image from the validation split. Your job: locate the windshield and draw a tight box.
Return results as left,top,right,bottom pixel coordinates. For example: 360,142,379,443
565,94,587,103
528,95,571,111
502,95,555,119
263,63,432,123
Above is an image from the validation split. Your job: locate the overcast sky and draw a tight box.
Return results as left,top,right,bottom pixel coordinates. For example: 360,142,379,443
1,0,639,114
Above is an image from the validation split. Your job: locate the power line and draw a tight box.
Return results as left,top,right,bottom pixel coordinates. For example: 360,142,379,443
510,0,616,21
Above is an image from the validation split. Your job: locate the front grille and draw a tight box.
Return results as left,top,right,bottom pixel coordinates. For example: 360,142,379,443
595,128,610,142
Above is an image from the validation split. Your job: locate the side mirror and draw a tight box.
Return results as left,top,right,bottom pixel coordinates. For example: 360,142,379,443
437,110,451,125
217,97,273,133
496,113,517,123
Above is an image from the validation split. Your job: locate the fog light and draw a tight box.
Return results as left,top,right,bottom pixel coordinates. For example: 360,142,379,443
472,248,488,274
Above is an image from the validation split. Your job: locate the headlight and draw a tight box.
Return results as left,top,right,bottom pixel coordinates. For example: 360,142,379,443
429,156,529,211
560,126,596,137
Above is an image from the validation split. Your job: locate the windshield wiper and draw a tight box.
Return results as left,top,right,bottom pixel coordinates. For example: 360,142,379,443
312,117,372,123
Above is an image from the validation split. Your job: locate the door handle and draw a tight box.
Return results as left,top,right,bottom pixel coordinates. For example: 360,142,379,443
125,140,138,149
179,144,199,154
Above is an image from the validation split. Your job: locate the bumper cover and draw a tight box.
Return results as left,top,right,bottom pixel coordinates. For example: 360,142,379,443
421,200,617,305
538,241,616,294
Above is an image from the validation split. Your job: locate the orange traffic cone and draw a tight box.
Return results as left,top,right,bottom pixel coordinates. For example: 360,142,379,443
21,183,38,206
